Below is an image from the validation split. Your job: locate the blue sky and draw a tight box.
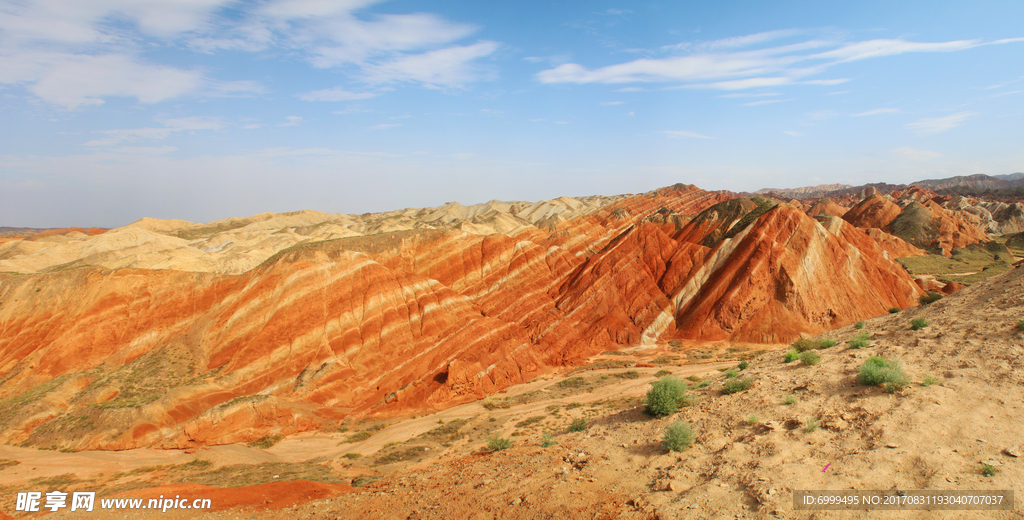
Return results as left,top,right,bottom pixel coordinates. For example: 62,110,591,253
1,0,1022,227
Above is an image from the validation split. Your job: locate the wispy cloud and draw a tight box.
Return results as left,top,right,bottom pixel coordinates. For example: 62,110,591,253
742,99,791,106
719,92,781,98
852,108,901,116
298,88,379,102
0,0,497,108
281,116,304,126
84,117,225,146
661,130,712,139
893,146,942,161
783,130,804,137
370,123,401,129
536,35,1022,91
906,112,976,136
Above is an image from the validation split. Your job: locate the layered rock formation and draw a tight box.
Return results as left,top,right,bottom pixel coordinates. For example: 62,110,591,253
0,184,942,450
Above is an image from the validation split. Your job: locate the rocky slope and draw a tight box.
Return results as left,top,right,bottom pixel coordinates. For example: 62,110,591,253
0,182,983,451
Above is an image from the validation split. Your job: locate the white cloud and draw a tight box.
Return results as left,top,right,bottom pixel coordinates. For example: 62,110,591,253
109,146,178,155
893,146,942,161
297,87,378,102
661,130,712,139
718,92,781,98
852,108,901,117
906,111,976,136
599,101,624,105
19,54,203,109
625,111,635,116
742,99,791,106
662,29,802,53
0,0,497,108
84,116,225,146
536,36,1022,90
359,41,498,87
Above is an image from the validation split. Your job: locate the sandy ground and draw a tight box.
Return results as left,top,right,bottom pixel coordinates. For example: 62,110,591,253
2,269,1024,519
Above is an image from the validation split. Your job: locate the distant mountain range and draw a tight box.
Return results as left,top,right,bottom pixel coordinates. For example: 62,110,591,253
757,173,1024,199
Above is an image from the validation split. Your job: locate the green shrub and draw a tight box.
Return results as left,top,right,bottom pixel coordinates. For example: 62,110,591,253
614,370,640,379
721,377,753,395
737,361,749,370
854,321,865,329
724,369,738,379
1016,320,1024,332
888,307,900,314
981,462,998,477
921,375,940,387
486,434,513,452
662,420,694,452
849,333,869,349
919,291,943,305
799,351,821,366
693,380,710,389
644,377,690,417
246,435,284,450
341,453,362,460
746,414,759,426
783,394,797,405
654,369,672,378
540,431,556,448
804,418,819,433
910,318,929,330
792,338,835,352
568,418,587,432
783,350,800,363
858,356,909,393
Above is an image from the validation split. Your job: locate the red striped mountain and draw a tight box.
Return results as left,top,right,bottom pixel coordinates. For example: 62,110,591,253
0,185,933,450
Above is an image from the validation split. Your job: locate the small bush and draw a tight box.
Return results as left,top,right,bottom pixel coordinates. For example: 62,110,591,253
568,418,587,432
858,356,909,393
849,333,869,349
246,435,284,450
693,380,710,389
919,291,943,305
540,431,557,448
792,338,835,352
721,377,753,395
854,321,865,329
644,377,690,417
737,361,749,370
804,418,819,434
1016,320,1024,332
662,420,694,452
783,394,797,405
910,318,929,330
341,453,362,460
783,350,800,363
685,375,702,382
791,338,816,352
556,377,586,389
654,369,672,378
746,414,759,426
486,434,513,452
981,462,998,477
614,370,641,379
799,351,821,366
921,375,940,387
888,307,900,314
724,369,738,379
